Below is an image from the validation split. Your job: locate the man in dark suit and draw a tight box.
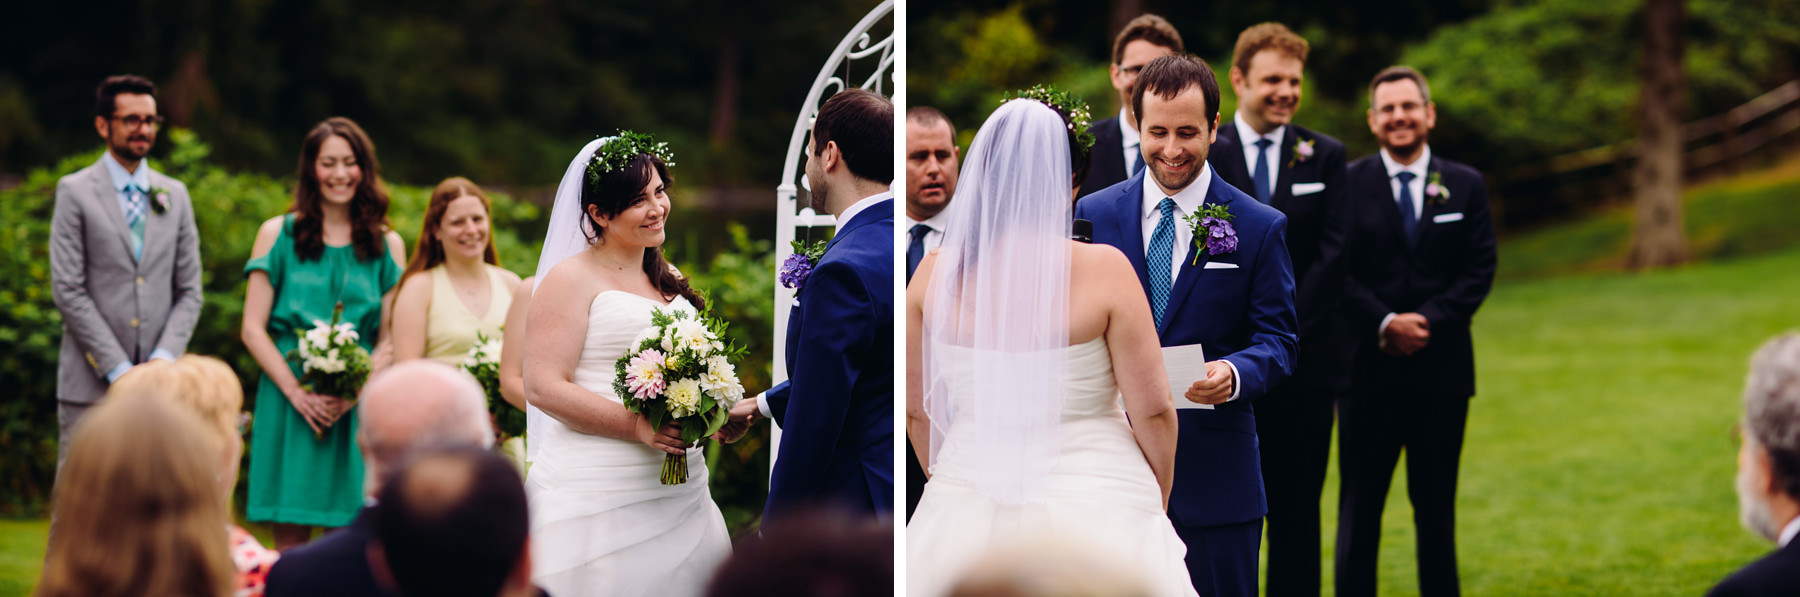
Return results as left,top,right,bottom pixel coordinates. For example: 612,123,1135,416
266,362,497,597
1076,54,1299,597
1708,334,1800,597
903,105,959,520
1334,66,1496,597
1206,23,1350,597
1075,14,1183,200
740,89,895,522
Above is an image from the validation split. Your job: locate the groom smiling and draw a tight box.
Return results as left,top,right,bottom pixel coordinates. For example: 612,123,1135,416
736,89,895,522
1074,54,1298,597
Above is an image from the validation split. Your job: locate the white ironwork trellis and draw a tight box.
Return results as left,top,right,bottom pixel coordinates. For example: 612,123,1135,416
768,0,894,461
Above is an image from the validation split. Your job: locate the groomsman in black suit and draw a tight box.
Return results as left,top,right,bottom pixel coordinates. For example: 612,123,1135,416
1075,13,1183,200
903,105,959,520
1335,66,1496,597
1206,22,1349,597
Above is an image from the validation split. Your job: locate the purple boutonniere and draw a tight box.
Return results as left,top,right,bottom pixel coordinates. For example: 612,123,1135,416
1424,170,1450,205
1289,138,1315,167
779,240,827,292
1182,203,1237,265
147,186,170,215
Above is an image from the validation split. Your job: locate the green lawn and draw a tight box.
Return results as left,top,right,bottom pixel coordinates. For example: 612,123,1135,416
1295,246,1798,595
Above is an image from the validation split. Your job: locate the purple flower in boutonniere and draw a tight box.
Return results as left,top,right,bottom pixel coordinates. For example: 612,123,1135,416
1289,138,1315,167
779,239,828,291
147,186,171,215
1424,170,1450,205
1182,203,1237,265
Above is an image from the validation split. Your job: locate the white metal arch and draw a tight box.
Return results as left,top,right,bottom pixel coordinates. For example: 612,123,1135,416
768,0,894,460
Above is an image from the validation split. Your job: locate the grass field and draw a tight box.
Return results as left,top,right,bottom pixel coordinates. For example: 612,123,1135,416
1298,246,1797,596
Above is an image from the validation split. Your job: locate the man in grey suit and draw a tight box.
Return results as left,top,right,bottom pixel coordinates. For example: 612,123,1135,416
50,75,203,469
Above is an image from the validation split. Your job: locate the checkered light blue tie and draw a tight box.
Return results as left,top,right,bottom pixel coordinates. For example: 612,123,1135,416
1148,197,1176,330
124,184,148,259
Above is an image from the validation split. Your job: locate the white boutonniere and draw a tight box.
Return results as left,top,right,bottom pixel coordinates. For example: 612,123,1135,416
147,185,171,215
1424,171,1449,205
1289,138,1315,167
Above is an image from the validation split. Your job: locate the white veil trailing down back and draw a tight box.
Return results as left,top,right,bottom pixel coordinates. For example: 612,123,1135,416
524,136,610,463
922,99,1073,504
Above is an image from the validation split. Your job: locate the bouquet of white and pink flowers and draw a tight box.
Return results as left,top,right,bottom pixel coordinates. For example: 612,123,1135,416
612,307,747,484
286,303,372,416
461,331,525,438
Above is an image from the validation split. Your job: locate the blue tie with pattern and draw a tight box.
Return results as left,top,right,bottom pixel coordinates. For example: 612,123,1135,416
124,183,148,259
1396,171,1418,243
906,224,928,283
1252,138,1273,203
1148,197,1177,330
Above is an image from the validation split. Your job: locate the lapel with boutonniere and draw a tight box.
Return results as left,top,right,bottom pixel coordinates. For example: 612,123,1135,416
1162,188,1239,331
1413,159,1451,247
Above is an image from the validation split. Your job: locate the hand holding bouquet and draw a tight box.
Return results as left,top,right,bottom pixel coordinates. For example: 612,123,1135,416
285,302,372,438
462,331,525,438
613,307,747,484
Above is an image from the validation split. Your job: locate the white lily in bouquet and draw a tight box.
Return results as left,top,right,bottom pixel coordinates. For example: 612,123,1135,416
613,307,747,484
285,302,372,437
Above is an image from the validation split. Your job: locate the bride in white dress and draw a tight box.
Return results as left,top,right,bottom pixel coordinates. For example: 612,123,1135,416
905,99,1194,596
523,137,741,596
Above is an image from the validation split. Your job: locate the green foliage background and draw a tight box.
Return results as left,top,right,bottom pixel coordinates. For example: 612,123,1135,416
0,131,777,533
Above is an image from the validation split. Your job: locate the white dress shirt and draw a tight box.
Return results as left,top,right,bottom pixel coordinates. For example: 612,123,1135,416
1376,145,1434,340
1781,515,1800,548
1137,163,1239,402
1119,109,1142,176
905,209,951,255
1232,113,1286,200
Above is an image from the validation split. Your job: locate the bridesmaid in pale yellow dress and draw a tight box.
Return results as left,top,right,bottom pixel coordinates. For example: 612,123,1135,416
390,177,524,460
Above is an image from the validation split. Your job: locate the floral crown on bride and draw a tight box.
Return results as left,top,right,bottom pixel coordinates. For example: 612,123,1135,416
1002,84,1095,153
587,131,678,185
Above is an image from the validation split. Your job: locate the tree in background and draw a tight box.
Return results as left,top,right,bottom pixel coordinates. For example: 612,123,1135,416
1629,0,1689,269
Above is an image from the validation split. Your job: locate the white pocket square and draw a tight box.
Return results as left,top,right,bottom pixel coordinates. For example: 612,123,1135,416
1203,262,1240,269
1433,212,1465,223
1290,182,1326,196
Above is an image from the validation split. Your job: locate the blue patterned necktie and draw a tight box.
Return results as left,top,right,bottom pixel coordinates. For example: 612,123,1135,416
1252,138,1273,203
906,223,928,283
1147,197,1177,330
124,183,148,259
1396,171,1418,243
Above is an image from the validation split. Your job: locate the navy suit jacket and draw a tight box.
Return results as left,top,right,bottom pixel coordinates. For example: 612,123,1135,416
1075,168,1299,527
1211,122,1352,393
1076,115,1128,200
265,507,389,597
764,198,895,520
1707,539,1800,597
1341,154,1496,398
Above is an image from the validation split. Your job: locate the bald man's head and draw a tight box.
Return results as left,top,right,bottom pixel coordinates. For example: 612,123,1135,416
358,361,494,496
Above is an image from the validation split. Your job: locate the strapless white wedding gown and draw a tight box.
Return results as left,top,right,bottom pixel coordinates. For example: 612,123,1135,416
526,291,731,597
907,337,1198,597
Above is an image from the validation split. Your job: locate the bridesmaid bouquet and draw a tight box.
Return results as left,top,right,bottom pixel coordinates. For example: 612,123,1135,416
461,331,525,438
612,307,747,484
286,303,373,423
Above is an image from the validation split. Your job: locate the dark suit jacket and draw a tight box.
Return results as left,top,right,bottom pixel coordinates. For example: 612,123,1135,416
1707,539,1800,597
764,198,895,520
1342,154,1496,398
1210,122,1352,392
265,507,389,597
1075,168,1299,527
1076,116,1128,200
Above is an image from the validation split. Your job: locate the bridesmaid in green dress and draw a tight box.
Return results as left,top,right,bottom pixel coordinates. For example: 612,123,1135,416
240,117,405,549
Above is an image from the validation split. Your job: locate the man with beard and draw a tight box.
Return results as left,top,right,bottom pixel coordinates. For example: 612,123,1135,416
1205,22,1350,596
1334,66,1496,597
50,75,203,471
736,89,895,522
1709,333,1800,596
903,105,958,520
1076,14,1183,200
1076,53,1298,597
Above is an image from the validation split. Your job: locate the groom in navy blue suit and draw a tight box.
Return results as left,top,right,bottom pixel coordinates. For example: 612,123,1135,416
1075,54,1298,597
741,89,895,522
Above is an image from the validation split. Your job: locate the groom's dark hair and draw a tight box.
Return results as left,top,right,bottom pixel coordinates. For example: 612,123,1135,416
812,89,893,185
94,75,157,118
374,447,528,597
1130,54,1220,132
